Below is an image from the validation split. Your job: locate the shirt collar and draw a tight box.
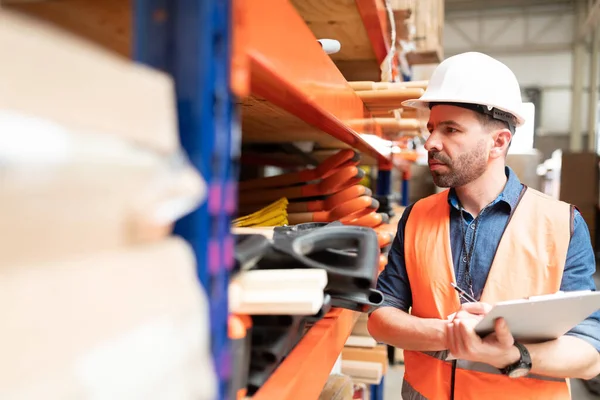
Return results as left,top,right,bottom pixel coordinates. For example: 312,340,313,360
447,166,523,212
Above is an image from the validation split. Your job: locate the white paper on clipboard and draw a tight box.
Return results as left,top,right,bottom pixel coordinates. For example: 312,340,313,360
473,290,600,343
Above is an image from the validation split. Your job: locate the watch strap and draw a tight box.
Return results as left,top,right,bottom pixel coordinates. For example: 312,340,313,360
500,342,532,376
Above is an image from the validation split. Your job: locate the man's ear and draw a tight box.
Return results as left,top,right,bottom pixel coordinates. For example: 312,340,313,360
491,129,512,159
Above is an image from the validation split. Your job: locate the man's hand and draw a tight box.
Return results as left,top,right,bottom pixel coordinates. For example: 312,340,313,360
447,302,520,369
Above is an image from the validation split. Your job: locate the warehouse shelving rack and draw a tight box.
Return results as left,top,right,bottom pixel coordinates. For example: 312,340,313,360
2,0,422,398
133,2,239,398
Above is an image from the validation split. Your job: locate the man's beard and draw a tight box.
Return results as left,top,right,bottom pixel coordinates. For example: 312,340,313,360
429,140,488,188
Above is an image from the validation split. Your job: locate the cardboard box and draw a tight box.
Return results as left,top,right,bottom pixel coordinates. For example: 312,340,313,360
506,151,542,191
0,9,179,155
0,238,216,400
1,127,206,266
342,345,389,375
560,152,599,208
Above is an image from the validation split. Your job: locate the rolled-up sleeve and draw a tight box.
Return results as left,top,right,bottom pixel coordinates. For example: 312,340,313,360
561,210,600,352
375,204,414,312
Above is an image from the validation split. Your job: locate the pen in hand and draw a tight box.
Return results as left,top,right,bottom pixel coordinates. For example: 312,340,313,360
451,282,477,303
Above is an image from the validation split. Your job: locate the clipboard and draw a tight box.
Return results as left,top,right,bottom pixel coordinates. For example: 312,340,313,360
474,290,600,343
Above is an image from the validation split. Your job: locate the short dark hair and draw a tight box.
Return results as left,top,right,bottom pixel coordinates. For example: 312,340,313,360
473,112,510,133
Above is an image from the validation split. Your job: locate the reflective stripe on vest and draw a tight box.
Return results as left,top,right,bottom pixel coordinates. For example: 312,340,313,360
402,188,572,400
402,351,570,400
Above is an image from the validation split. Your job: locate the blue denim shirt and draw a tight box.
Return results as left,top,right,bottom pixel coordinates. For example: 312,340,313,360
377,166,600,352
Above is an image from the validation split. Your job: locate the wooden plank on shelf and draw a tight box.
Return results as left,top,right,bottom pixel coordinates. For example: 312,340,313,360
3,0,131,57
290,0,403,83
252,308,360,400
289,0,375,62
242,147,377,168
404,0,444,65
241,95,346,148
335,59,382,82
407,47,444,65
240,148,378,168
349,80,428,91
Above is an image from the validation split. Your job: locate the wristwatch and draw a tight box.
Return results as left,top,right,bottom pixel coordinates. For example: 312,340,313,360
500,342,532,378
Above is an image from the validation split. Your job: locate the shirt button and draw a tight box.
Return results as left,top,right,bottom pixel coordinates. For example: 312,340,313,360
462,257,467,262
470,224,475,229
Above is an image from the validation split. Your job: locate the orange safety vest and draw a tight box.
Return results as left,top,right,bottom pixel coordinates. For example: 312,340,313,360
402,187,573,400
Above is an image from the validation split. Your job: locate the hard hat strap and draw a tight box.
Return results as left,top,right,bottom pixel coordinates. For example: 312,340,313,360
483,106,516,135
429,102,516,135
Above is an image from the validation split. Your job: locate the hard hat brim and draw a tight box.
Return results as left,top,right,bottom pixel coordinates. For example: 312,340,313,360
401,98,526,127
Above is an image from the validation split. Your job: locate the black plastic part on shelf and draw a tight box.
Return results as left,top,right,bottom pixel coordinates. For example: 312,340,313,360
251,315,307,359
236,222,382,313
275,225,379,280
306,293,333,322
234,233,272,272
257,224,380,291
273,221,343,237
229,319,252,400
247,315,308,395
374,193,400,218
327,288,384,313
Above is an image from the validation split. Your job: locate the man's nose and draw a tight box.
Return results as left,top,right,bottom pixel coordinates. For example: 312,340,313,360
424,130,442,152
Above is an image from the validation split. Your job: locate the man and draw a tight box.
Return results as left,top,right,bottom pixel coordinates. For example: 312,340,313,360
368,52,600,399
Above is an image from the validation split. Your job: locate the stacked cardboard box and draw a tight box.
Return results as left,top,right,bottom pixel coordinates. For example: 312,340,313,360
559,152,599,247
0,10,215,399
340,314,388,386
506,150,543,191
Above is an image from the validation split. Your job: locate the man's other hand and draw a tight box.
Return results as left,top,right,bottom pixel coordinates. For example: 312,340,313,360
447,302,520,369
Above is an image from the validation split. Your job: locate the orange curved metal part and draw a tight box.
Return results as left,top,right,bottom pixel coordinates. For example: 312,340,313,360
374,228,394,248
239,149,359,191
244,0,391,166
375,223,397,236
239,166,365,205
286,195,379,225
332,195,378,219
287,185,372,213
340,210,386,228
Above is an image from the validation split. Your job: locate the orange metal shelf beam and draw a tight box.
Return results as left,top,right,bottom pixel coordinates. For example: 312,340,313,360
252,308,360,400
356,0,393,66
244,0,392,168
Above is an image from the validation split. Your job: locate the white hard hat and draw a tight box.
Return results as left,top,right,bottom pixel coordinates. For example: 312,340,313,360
402,52,525,127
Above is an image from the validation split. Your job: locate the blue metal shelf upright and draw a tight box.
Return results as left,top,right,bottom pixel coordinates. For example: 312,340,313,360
133,1,238,399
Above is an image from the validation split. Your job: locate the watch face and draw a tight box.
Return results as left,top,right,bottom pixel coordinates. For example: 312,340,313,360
508,367,530,378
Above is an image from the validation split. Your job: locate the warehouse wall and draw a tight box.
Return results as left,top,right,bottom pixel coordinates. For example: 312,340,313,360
434,4,598,159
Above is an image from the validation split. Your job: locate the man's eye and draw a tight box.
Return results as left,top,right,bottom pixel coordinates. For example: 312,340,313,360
446,127,458,133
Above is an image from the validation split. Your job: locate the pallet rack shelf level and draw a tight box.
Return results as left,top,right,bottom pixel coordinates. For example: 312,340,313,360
252,308,361,400
240,0,393,169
